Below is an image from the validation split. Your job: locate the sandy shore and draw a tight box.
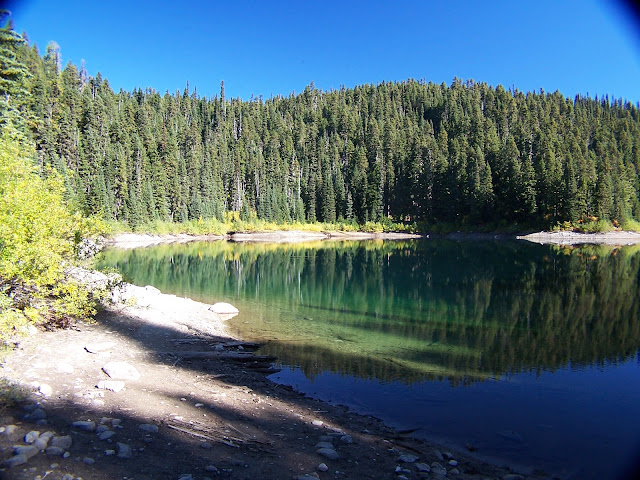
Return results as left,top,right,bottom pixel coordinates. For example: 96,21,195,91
0,268,536,480
104,230,424,249
517,230,640,245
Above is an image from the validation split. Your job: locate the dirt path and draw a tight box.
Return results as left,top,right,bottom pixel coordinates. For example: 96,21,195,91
1,272,534,480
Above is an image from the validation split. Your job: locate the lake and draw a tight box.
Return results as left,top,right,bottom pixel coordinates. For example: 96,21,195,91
97,239,640,479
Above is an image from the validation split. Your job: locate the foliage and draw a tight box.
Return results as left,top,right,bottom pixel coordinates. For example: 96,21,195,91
0,377,30,410
0,131,100,342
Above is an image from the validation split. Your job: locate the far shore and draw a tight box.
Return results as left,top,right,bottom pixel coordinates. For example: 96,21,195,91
103,229,640,249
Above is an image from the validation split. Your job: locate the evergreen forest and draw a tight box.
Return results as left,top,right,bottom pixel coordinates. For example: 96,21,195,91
3,18,640,231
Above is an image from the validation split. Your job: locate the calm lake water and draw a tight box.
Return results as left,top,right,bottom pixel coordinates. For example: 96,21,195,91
97,239,640,479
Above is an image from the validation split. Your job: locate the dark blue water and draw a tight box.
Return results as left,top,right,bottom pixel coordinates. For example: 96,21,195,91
97,239,640,479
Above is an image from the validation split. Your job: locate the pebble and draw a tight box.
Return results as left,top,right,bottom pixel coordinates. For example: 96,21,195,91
117,442,132,458
178,475,193,480
415,463,431,472
340,434,353,444
399,453,419,463
13,445,39,459
99,430,116,440
312,420,324,427
105,449,116,456
61,475,74,480
205,465,219,473
72,420,96,432
102,361,141,380
431,462,448,476
26,408,47,421
95,425,109,434
34,431,54,450
139,423,159,433
38,383,53,396
2,454,28,467
62,451,70,459
50,435,73,450
2,425,19,438
317,463,329,472
451,468,460,475
45,447,65,456
443,452,453,460
448,460,458,467
25,430,40,443
316,447,339,460
83,457,95,465
433,450,444,461
200,442,213,449
315,441,334,449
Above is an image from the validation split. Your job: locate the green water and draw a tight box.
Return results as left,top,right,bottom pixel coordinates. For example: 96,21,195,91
97,239,640,478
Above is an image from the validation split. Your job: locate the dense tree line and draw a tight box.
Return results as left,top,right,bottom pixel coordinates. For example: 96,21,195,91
5,22,640,229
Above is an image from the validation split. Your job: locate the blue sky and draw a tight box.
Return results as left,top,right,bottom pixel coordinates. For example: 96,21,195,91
6,0,640,102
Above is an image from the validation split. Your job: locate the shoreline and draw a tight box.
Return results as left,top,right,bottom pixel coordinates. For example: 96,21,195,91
104,229,640,249
1,268,536,480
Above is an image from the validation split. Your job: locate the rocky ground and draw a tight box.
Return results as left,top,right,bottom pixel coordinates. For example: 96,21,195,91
0,269,538,480
517,230,640,245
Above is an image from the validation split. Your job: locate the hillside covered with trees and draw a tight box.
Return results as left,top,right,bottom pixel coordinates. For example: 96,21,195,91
4,19,640,231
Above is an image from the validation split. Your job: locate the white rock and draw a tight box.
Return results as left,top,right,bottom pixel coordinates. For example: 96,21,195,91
312,419,324,427
38,384,53,396
317,463,329,472
97,380,125,392
102,362,140,380
13,445,39,459
24,430,40,444
2,453,28,467
50,435,72,450
209,302,239,314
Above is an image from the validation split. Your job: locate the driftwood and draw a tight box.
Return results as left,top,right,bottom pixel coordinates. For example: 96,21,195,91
168,351,277,362
164,417,271,451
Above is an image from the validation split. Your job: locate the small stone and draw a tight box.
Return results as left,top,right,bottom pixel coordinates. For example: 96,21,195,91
117,442,132,458
61,475,74,480
25,430,40,443
50,435,72,450
340,434,353,444
450,468,460,475
316,447,339,460
178,475,193,480
448,460,458,467
83,457,96,465
195,403,204,407
45,446,65,456
139,423,158,433
105,449,116,456
431,462,448,476
317,463,329,472
399,453,419,463
99,430,115,440
443,452,453,460
38,383,53,396
209,302,239,314
102,361,140,381
95,425,109,433
312,419,324,427
2,453,28,467
34,431,54,450
27,408,47,421
200,442,213,449
433,450,444,461
96,380,125,392
13,445,39,459
2,424,19,439
415,463,431,473
205,465,219,473
62,451,70,459
72,420,96,432
111,418,122,426
315,441,334,449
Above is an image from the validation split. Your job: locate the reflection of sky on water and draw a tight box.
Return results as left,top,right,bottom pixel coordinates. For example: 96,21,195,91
270,357,640,480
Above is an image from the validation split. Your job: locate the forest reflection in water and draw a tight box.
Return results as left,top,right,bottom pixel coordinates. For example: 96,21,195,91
97,239,640,386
